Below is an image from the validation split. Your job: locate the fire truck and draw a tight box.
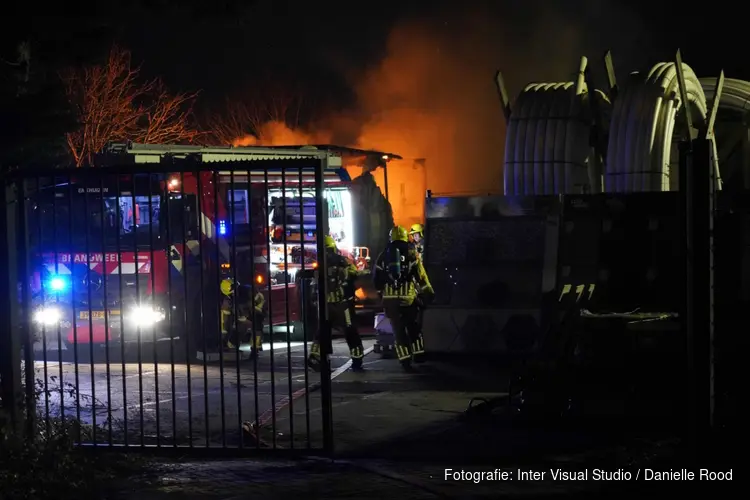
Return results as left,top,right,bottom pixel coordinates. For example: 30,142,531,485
29,143,395,361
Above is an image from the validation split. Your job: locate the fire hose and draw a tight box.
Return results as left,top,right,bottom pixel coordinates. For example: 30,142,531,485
700,77,750,114
503,58,611,196
503,61,721,195
605,62,709,192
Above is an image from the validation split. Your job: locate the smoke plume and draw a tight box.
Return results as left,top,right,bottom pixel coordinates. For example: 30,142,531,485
228,1,648,225
332,1,647,223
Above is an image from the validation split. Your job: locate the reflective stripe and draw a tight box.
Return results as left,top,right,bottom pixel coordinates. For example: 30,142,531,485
327,288,345,303
220,309,231,333
350,345,364,359
382,282,416,300
343,307,352,327
558,283,597,302
412,337,425,355
310,343,320,357
395,344,411,361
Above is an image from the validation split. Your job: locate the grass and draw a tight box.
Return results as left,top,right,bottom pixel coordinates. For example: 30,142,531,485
0,376,148,500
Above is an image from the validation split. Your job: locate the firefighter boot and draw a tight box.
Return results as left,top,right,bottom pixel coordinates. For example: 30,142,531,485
249,331,263,359
307,342,322,372
222,331,235,350
411,336,426,364
395,344,415,372
350,346,365,371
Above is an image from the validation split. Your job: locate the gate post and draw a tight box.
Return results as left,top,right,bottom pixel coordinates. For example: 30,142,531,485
0,181,23,435
679,138,715,456
18,178,36,439
314,160,334,454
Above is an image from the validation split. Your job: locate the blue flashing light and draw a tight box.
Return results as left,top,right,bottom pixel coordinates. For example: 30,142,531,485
48,276,67,292
218,219,227,236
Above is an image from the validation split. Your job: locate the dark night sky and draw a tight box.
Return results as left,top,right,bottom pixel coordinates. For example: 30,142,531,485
4,0,743,108
1,0,744,195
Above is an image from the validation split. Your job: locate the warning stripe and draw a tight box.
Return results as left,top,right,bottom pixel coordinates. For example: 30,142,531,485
108,262,150,274
41,253,151,276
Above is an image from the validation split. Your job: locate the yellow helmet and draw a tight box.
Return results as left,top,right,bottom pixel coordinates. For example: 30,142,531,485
389,225,408,242
409,223,424,236
323,235,337,250
220,278,234,297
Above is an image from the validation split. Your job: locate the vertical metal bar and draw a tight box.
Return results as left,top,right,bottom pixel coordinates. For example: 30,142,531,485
228,170,242,449
679,141,695,444
298,166,310,448
213,169,226,448
603,50,618,100
707,140,717,430
36,176,50,438
67,175,81,443
281,165,294,448
0,182,22,435
131,177,144,447
19,179,35,441
314,161,333,454
196,170,210,448
148,173,161,447
263,168,276,448
163,174,177,447
114,175,128,446
494,70,511,124
684,138,714,453
83,177,96,445
674,50,694,139
146,174,160,446
247,168,260,449
52,176,64,425
180,170,193,446
100,174,113,446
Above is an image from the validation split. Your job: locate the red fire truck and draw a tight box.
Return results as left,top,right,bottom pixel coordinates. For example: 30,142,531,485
29,143,395,361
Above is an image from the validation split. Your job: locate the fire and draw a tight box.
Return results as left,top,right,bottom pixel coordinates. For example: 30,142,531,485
220,2,646,222
231,120,331,147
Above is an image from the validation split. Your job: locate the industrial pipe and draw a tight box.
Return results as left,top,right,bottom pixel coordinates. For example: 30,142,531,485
503,81,610,196
604,62,708,192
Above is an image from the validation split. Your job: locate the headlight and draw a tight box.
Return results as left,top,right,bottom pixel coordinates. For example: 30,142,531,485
128,306,166,327
34,307,61,326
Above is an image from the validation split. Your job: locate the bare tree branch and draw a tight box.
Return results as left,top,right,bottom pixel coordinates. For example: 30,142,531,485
61,45,200,166
206,76,311,146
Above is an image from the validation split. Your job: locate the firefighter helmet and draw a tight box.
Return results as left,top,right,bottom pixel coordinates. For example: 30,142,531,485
220,278,235,297
324,235,337,250
409,223,424,237
389,225,408,242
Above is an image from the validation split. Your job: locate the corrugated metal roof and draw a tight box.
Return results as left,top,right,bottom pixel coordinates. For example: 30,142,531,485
110,142,340,163
105,143,398,169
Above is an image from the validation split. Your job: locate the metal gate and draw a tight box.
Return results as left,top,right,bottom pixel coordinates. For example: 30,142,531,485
0,153,335,454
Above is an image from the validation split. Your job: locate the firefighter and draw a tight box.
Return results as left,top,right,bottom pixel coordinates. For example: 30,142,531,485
408,223,427,354
307,235,367,372
409,223,425,260
374,225,434,371
220,278,265,356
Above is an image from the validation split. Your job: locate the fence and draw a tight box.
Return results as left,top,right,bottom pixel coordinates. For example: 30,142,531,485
0,157,335,454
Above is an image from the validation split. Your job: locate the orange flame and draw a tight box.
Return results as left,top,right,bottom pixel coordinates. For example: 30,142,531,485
232,120,331,147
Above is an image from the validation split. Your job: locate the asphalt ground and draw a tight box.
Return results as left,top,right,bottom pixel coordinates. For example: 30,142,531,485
30,338,373,448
